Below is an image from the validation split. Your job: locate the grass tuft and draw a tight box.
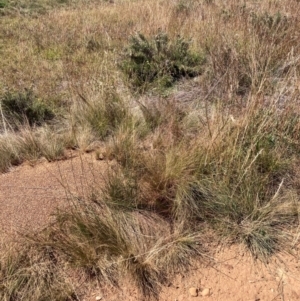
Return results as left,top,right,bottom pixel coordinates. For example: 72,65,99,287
0,242,75,301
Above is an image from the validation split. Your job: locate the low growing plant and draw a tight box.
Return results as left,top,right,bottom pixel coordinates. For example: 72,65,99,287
0,243,74,301
0,0,8,9
121,32,205,91
75,89,128,139
0,89,55,130
31,200,200,300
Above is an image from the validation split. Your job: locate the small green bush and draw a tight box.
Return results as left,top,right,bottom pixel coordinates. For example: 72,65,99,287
121,32,205,91
0,0,8,9
1,89,55,129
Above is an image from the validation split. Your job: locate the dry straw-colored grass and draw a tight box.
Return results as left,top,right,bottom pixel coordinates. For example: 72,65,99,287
1,0,300,300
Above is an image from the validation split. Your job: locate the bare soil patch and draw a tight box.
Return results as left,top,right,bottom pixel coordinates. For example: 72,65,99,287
0,152,107,237
83,245,300,301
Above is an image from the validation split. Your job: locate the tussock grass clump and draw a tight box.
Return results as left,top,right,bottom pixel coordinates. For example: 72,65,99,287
73,88,129,140
106,96,299,261
0,126,74,173
0,242,75,301
32,201,201,299
0,136,20,173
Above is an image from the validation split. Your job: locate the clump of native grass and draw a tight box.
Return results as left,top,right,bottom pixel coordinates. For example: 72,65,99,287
22,93,299,301
30,201,201,300
0,125,76,173
105,93,300,261
71,85,129,141
0,239,75,301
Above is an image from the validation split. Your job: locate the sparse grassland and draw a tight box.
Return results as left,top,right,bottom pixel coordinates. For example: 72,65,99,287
0,0,300,300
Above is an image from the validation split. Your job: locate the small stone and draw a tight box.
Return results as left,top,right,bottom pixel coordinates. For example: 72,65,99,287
188,287,198,297
201,288,210,296
95,296,102,301
38,157,48,164
96,152,104,160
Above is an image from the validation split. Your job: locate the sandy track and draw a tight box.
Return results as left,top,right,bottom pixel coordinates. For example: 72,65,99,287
0,152,107,236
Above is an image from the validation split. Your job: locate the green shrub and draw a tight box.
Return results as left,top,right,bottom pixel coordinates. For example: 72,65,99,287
0,0,8,8
1,89,55,129
121,32,205,91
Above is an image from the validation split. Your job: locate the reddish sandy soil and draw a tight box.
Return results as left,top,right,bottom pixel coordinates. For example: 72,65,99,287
82,245,300,301
1,154,300,301
0,152,107,236
82,243,300,301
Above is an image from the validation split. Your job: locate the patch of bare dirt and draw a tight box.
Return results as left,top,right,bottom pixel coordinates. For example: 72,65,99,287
0,152,108,237
84,245,300,301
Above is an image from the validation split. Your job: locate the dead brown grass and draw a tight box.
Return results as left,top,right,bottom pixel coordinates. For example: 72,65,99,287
1,0,300,300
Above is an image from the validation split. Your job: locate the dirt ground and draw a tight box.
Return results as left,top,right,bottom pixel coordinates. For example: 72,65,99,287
81,243,300,301
81,244,300,301
1,154,300,301
0,151,107,236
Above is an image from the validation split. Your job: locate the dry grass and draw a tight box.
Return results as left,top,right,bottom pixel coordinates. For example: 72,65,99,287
0,125,75,172
1,0,300,299
27,200,202,300
0,239,75,301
